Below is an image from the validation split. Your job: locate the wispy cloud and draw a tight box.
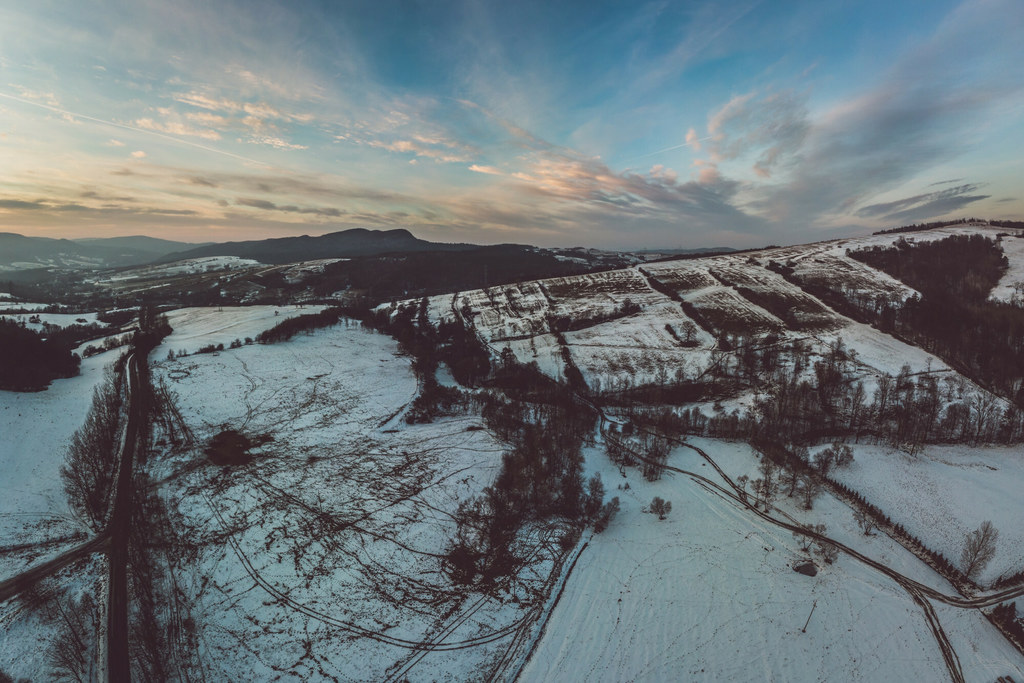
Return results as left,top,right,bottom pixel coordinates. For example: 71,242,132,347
856,183,990,223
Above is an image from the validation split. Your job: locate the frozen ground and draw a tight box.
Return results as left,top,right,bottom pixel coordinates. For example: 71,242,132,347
0,311,100,330
0,349,122,580
991,234,1024,304
161,305,324,355
832,443,1024,586
150,321,561,681
0,552,108,680
0,301,53,312
521,437,1024,682
92,256,263,284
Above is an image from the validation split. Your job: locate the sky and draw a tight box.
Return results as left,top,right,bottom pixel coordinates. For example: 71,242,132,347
0,0,1022,250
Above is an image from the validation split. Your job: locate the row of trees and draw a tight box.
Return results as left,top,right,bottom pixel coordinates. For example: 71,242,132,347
60,361,127,530
618,331,1024,449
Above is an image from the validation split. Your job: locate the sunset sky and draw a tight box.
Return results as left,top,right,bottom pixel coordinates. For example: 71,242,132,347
1,0,1021,249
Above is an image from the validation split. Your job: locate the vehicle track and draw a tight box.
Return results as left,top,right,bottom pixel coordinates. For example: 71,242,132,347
200,491,534,653
605,431,991,683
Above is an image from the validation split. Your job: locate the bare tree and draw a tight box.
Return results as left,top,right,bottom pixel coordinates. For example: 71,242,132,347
961,521,999,580
735,475,749,502
650,497,672,520
814,539,839,564
793,526,813,552
853,508,877,535
799,474,821,510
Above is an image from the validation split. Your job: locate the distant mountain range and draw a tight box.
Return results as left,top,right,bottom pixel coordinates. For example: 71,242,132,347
0,227,735,273
0,233,210,271
158,228,475,264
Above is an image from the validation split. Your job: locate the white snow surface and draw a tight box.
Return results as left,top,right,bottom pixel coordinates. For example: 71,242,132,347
991,234,1024,304
522,437,1024,682
832,443,1024,585
148,321,562,681
94,256,263,283
0,350,120,579
161,305,324,354
0,311,100,330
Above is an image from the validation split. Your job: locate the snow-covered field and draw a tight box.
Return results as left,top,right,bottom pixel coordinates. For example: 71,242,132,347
161,305,324,355
522,437,1024,682
0,301,53,312
0,349,122,579
92,256,263,284
0,553,108,680
991,234,1024,304
417,225,1011,406
3,221,1023,680
832,443,1024,585
148,320,563,681
0,311,100,330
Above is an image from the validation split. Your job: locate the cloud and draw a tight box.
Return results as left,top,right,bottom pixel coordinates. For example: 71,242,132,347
685,128,701,152
135,117,221,140
173,90,313,124
186,111,229,126
236,197,345,217
367,137,473,163
705,89,809,178
10,85,59,107
131,150,146,158
855,183,990,223
107,139,125,147
0,197,196,217
246,135,307,150
0,199,46,210
742,0,1024,225
184,175,218,187
469,164,502,175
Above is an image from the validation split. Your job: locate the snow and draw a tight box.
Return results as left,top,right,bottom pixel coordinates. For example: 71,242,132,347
991,235,1024,305
94,256,263,284
0,301,52,312
0,553,108,680
522,437,1024,681
0,350,121,580
832,443,1024,585
147,320,558,681
161,305,325,355
0,311,100,331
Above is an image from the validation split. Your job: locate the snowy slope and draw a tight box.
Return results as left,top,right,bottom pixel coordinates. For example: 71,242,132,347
991,234,1024,304
832,444,1024,585
521,438,1024,682
0,350,121,579
148,321,558,681
161,305,324,354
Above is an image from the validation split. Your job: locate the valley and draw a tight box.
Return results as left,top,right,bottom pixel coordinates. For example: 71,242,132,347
1,222,1024,681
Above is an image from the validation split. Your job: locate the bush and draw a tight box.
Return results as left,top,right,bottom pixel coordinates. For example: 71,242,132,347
650,496,672,520
594,497,620,533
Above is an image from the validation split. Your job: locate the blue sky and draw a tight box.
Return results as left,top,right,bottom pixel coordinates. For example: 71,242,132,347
0,0,1021,248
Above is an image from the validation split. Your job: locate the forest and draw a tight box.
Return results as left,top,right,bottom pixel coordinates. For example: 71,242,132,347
0,318,80,390
848,234,1024,405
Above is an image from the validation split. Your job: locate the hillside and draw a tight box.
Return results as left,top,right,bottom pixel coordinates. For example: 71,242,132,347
3,222,1024,681
158,227,476,264
0,232,205,271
